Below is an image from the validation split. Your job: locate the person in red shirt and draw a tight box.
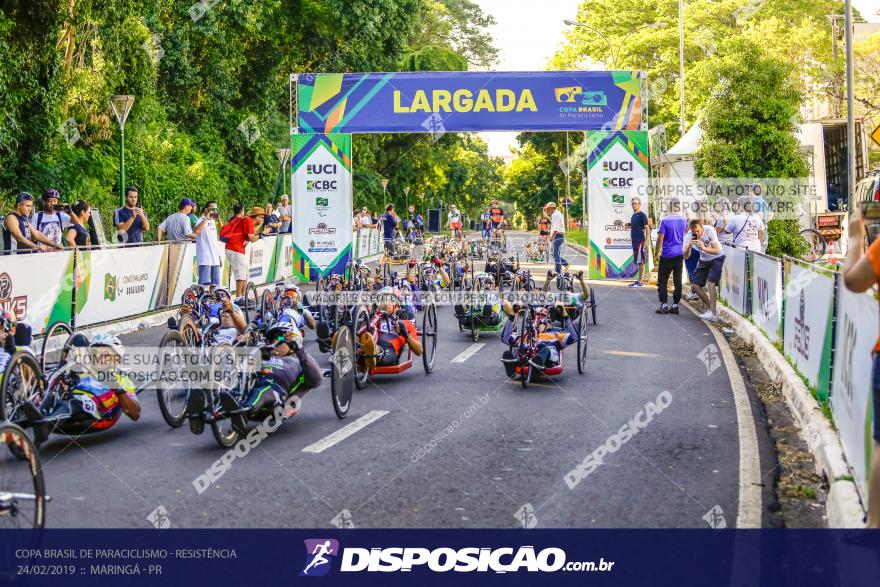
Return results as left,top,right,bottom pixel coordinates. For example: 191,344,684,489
843,205,880,528
224,204,261,297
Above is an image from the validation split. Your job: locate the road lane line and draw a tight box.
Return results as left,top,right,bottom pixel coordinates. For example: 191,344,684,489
302,410,389,454
450,343,485,363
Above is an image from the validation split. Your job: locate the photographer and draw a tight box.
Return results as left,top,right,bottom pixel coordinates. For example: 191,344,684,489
114,186,150,244
842,206,880,528
684,219,724,322
192,201,223,288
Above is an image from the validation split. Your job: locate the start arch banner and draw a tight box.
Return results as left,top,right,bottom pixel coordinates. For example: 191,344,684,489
295,71,645,134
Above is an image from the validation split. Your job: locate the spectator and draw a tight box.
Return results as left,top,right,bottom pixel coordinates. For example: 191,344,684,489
193,200,223,289
724,196,765,251
712,197,734,246
277,194,292,233
654,197,687,315
114,186,150,244
30,189,71,248
359,208,373,228
65,201,92,248
188,202,199,227
842,206,880,528
264,203,282,234
158,198,196,242
684,219,725,322
223,205,261,297
2,192,63,253
629,197,649,287
546,201,568,273
749,184,770,252
379,204,399,264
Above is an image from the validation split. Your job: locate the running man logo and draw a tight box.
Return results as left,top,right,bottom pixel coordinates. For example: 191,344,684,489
300,539,340,577
554,86,582,103
104,273,117,302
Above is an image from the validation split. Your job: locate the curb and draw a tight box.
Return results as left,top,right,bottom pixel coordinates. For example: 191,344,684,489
715,305,865,528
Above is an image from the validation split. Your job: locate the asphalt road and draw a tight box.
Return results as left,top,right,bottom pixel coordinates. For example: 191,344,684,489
30,235,762,529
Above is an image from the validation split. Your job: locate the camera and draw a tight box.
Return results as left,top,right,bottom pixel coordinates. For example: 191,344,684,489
863,202,880,245
209,211,219,220
57,203,72,214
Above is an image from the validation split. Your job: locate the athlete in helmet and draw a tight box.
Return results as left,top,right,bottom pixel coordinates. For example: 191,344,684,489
360,287,423,368
499,303,579,377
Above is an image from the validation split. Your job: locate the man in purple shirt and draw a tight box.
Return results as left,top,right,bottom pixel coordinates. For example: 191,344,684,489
653,197,687,315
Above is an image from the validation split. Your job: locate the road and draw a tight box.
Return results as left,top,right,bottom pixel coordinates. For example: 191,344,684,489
34,234,767,529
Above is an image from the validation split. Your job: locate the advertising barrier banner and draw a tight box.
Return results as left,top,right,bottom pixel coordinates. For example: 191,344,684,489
719,244,747,315
296,71,644,134
782,261,836,401
292,133,353,280
0,250,74,334
750,253,783,344
75,246,167,327
246,236,276,286
830,287,878,500
587,130,649,279
269,234,294,283
353,227,381,261
168,242,198,305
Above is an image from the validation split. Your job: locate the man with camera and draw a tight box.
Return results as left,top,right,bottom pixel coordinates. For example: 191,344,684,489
192,200,223,288
114,186,150,244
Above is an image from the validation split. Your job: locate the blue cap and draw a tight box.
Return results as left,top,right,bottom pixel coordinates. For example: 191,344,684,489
179,198,195,209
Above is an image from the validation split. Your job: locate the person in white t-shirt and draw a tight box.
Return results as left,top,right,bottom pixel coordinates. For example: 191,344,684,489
684,219,725,322
712,197,734,246
724,196,765,251
30,189,71,247
447,204,463,242
193,200,223,288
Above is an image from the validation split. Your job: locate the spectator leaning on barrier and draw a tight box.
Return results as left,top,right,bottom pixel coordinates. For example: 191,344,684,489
654,196,687,315
629,197,649,287
30,189,70,247
223,205,261,298
2,192,63,253
725,196,765,251
712,197,734,247
684,219,725,322
842,206,880,528
65,201,92,248
158,198,196,242
277,194,292,233
264,203,281,234
193,200,223,289
114,186,150,244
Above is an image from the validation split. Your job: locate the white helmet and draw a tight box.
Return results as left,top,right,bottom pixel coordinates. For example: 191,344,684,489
91,333,124,358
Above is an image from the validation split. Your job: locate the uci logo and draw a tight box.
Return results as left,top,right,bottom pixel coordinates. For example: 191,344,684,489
307,163,337,175
603,160,633,172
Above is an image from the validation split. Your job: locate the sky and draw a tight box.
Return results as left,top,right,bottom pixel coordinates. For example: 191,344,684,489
474,0,880,158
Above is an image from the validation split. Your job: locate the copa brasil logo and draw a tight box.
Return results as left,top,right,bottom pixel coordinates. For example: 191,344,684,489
300,539,339,577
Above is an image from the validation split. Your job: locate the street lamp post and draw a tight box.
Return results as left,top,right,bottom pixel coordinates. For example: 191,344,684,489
381,178,389,205
109,95,135,207
403,186,411,211
844,0,856,204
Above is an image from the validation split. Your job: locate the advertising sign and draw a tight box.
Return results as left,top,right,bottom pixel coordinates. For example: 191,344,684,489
587,130,649,278
0,250,74,334
830,287,878,501
75,246,167,326
750,253,783,344
297,71,644,134
168,242,198,305
291,133,353,280
782,262,835,401
719,244,747,315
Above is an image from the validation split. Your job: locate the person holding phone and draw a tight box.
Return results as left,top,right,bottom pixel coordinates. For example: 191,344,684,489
684,219,724,322
114,186,150,244
842,204,880,528
193,200,223,289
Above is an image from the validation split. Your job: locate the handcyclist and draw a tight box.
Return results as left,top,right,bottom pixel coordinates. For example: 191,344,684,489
500,304,579,376
179,289,248,345
447,204,464,243
455,272,504,328
360,287,423,368
538,213,550,256
227,321,323,433
480,208,493,241
275,283,317,332
544,269,591,323
489,199,505,240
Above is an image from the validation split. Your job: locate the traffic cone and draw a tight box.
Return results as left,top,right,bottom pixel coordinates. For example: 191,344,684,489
828,241,838,265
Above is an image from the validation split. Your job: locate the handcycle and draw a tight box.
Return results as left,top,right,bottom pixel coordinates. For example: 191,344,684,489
454,267,505,342
486,252,519,290
545,269,597,326
525,238,548,263
0,422,48,528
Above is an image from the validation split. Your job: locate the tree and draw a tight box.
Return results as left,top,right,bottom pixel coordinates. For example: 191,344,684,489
410,0,498,69
694,37,809,258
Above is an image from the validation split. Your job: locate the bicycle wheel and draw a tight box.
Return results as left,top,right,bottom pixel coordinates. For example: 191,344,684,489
156,330,191,428
799,229,827,262
0,423,47,528
350,306,370,390
209,344,241,448
470,313,479,342
260,289,276,325
177,315,200,348
0,352,45,425
422,303,437,374
331,326,354,419
577,309,589,375
40,321,73,373
244,282,259,323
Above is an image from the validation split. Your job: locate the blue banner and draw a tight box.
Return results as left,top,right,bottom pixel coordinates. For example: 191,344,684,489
296,71,644,134
3,529,879,586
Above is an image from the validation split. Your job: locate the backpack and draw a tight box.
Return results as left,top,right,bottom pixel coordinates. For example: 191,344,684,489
218,217,240,243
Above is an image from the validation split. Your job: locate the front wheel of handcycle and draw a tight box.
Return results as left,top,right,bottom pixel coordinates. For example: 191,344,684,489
0,422,47,528
470,313,479,342
243,282,259,324
421,303,437,374
331,326,355,419
40,321,73,373
156,330,192,427
577,309,589,375
350,306,370,390
209,344,242,448
0,352,46,425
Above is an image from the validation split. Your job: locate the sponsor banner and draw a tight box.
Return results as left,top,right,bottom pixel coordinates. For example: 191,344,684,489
830,287,878,501
296,71,644,134
0,250,74,335
782,261,835,401
75,246,166,327
292,133,353,280
168,242,198,305
246,237,275,286
353,227,381,261
750,253,783,344
718,244,747,315
587,130,649,279
269,234,295,283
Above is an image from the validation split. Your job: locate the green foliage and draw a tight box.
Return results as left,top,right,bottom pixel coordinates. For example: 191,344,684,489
766,219,809,259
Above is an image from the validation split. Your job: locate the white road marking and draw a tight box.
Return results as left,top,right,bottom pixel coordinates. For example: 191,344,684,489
451,343,485,363
301,410,389,454
602,350,662,358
